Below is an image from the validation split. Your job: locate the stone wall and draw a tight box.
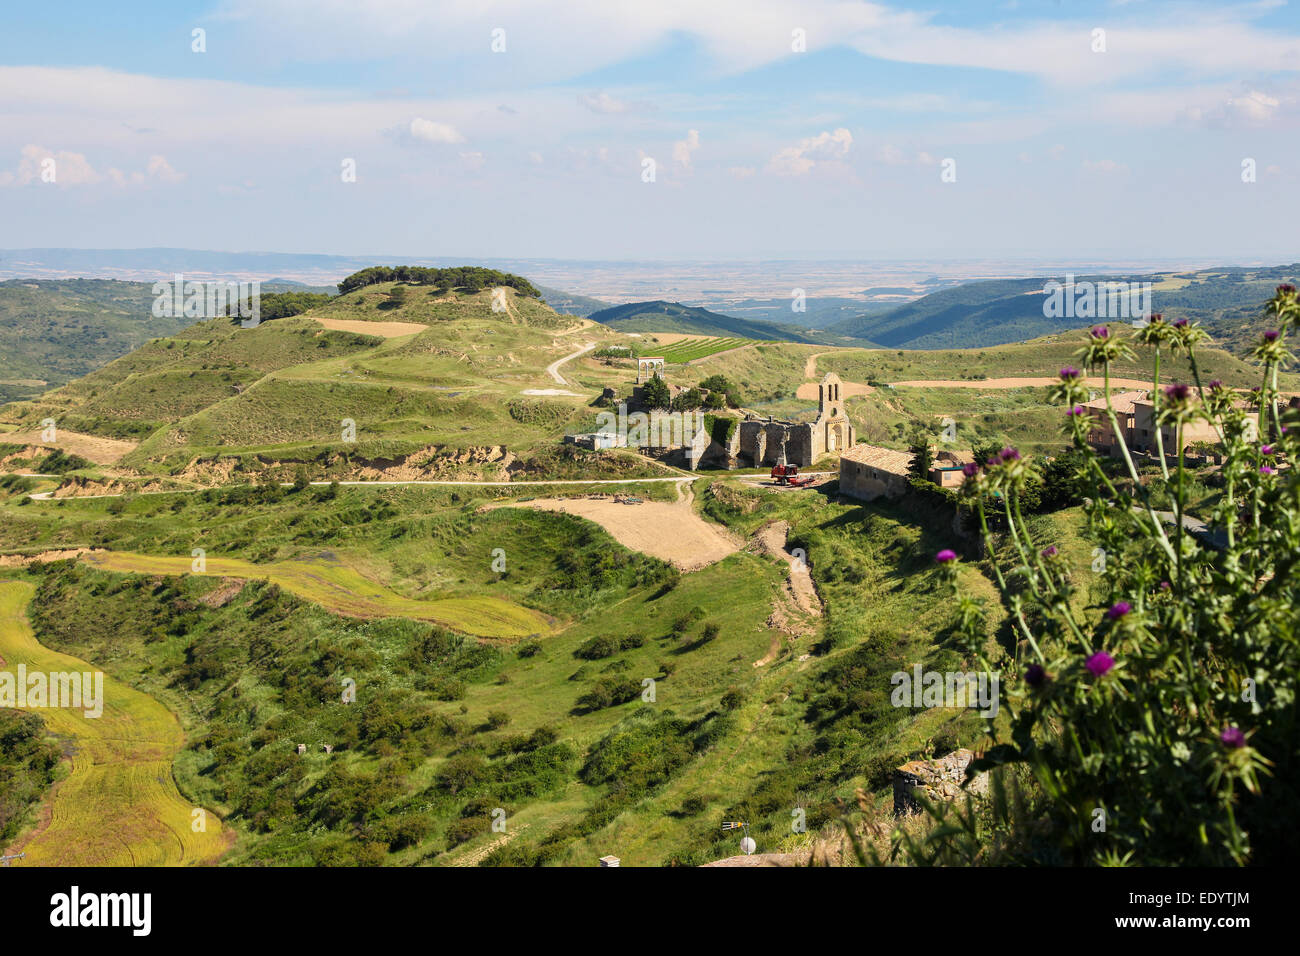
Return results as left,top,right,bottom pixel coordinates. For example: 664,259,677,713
893,749,988,816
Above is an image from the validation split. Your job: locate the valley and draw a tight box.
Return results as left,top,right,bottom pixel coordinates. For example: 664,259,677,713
0,264,1293,868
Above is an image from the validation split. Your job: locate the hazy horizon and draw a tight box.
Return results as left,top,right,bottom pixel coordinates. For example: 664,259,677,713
3,1,1299,260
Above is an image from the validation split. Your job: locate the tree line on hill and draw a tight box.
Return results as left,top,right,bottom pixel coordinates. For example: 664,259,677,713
337,266,542,298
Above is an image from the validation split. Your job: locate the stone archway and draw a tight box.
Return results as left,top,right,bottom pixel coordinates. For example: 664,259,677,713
827,422,845,452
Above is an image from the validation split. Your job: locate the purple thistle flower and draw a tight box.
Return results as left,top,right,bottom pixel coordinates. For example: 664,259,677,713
1263,329,1280,343
1220,727,1246,749
961,462,979,478
1086,651,1115,677
1173,318,1189,329
1025,664,1047,688
1278,284,1296,296
1159,580,1171,591
1059,366,1081,381
1090,326,1109,339
1067,404,1085,417
1106,601,1131,620
1260,465,1276,475
1149,313,1164,323
1041,545,1058,558
1208,379,1223,390
1163,383,1190,401
1261,444,1274,456
999,446,1021,462
935,549,958,564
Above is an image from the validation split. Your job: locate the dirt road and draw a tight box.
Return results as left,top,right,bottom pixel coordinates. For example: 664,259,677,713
546,342,595,386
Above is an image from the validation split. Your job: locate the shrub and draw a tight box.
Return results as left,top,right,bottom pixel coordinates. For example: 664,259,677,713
892,305,1300,866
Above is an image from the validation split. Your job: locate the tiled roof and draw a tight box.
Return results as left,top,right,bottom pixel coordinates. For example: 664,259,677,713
840,444,914,474
1082,390,1148,414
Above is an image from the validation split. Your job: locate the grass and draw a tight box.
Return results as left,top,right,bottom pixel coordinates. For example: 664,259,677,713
0,467,1069,866
0,579,230,865
81,551,555,640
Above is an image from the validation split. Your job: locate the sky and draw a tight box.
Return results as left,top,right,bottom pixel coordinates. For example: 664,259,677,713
1,0,1299,262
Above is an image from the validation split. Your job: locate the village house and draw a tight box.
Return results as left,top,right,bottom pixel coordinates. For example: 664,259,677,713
838,443,914,501
929,450,975,489
1082,390,1146,458
1083,388,1249,460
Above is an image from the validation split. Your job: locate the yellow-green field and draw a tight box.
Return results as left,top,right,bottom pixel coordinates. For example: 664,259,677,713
81,551,555,640
0,580,229,865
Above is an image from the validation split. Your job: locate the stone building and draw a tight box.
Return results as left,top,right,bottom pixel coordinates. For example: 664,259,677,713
1084,389,1221,459
838,443,913,501
635,357,665,384
929,450,974,489
736,373,856,468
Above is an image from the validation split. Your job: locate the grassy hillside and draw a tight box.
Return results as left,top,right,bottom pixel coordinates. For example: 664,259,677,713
0,279,195,404
831,265,1300,355
590,300,819,343
0,463,1054,865
0,283,660,478
537,285,610,317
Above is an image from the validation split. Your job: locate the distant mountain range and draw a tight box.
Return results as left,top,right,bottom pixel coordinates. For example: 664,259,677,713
587,300,822,343
830,265,1300,352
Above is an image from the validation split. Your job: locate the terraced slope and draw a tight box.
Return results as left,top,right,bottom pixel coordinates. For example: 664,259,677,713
81,552,555,640
0,580,229,866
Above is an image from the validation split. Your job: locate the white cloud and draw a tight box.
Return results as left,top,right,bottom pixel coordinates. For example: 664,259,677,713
672,129,700,168
580,91,629,114
1226,89,1281,123
0,144,183,187
409,118,465,144
876,144,935,166
769,128,852,176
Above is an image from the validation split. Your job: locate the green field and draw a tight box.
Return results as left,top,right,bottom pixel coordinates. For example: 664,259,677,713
656,337,755,363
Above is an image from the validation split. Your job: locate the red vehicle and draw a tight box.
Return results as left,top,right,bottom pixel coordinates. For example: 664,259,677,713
770,464,815,487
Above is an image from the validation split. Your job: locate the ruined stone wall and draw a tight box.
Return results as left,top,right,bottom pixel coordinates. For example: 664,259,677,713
893,749,988,816
786,423,815,467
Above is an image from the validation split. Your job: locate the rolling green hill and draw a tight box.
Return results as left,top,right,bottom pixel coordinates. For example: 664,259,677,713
590,300,820,343
831,265,1300,354
0,279,195,404
1,261,1293,868
537,285,611,317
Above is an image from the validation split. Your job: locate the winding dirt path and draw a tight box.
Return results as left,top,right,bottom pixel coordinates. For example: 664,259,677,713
546,342,595,386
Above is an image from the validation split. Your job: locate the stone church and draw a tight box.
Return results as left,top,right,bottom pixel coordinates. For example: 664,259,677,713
734,372,856,468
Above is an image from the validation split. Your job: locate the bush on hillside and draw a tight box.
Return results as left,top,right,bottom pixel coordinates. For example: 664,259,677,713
337,266,540,298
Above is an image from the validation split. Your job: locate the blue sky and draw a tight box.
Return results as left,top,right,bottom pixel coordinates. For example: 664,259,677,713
1,0,1299,261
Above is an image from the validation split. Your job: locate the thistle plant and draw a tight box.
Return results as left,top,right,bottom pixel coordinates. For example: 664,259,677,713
893,288,1299,866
